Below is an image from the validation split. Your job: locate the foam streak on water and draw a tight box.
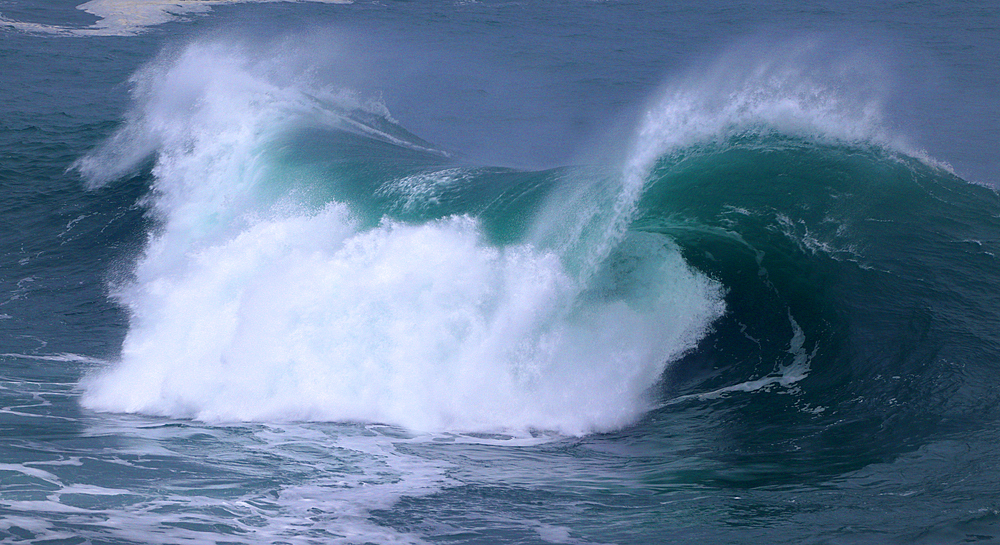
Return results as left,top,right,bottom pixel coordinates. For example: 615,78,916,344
1,0,352,36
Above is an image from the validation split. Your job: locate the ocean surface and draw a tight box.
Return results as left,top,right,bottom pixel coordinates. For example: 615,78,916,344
2,1,999,543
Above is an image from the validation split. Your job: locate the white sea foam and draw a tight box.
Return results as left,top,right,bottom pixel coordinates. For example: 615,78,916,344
79,39,726,435
82,205,724,433
0,418,445,544
628,40,934,175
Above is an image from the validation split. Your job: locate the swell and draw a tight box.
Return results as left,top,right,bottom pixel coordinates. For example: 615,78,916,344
73,35,1000,442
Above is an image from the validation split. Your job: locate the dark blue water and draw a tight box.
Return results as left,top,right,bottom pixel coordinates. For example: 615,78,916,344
2,1,999,543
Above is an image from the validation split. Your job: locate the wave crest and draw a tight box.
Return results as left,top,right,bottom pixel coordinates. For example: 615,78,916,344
79,39,727,435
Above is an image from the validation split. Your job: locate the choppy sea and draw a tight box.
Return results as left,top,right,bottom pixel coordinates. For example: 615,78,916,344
1,1,999,543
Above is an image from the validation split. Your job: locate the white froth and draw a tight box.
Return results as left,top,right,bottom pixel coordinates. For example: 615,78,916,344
83,207,724,434
629,41,922,176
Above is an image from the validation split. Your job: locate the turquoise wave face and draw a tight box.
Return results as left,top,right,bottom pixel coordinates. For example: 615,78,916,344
632,137,1000,481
